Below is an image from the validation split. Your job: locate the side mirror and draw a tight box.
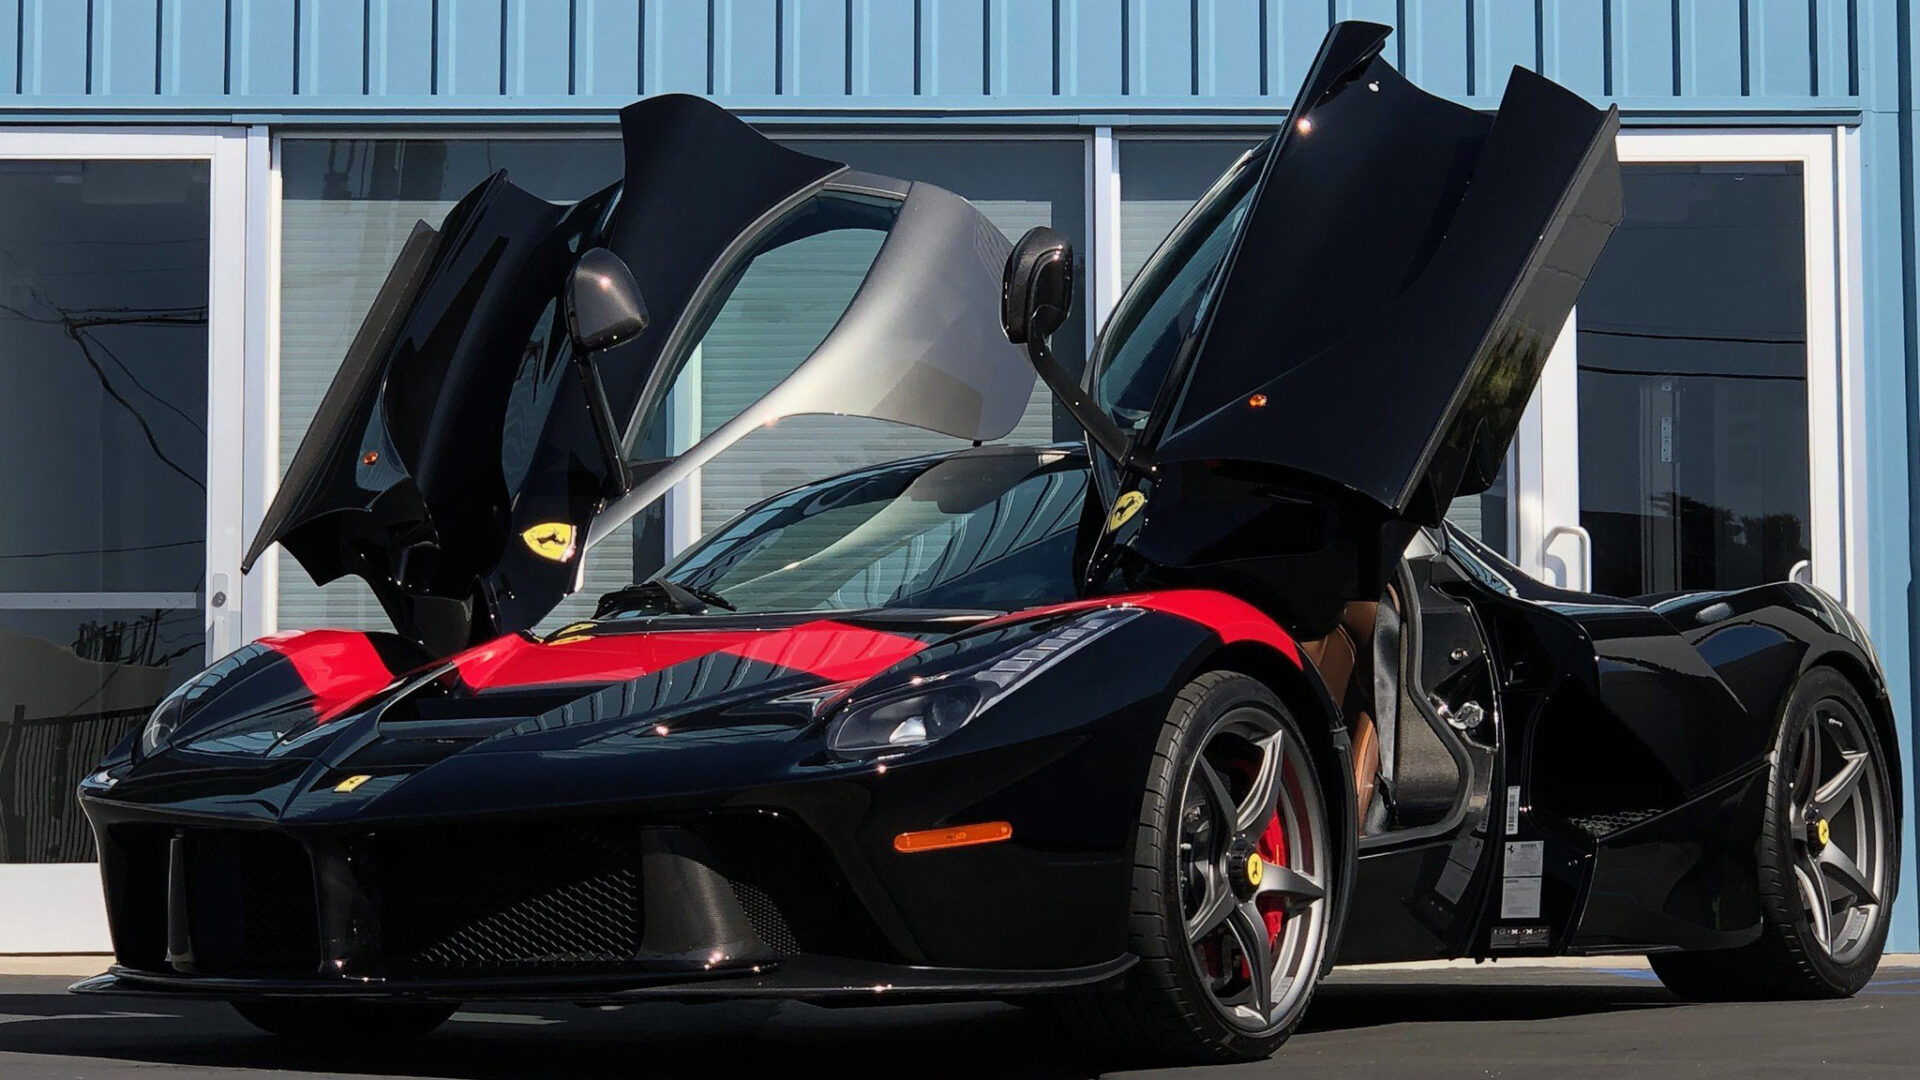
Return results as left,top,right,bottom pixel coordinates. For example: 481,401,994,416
1001,227,1074,345
565,247,650,354
564,248,645,498
1000,227,1134,467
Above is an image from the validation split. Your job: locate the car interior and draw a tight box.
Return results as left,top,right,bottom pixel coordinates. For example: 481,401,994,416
1298,528,1487,839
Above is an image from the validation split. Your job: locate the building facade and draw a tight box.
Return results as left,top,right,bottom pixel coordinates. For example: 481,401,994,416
0,0,1915,955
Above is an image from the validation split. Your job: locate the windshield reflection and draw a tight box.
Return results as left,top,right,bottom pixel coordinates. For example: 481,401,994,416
599,446,1088,618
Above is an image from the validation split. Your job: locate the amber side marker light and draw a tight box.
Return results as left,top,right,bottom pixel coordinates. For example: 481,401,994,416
893,821,1013,854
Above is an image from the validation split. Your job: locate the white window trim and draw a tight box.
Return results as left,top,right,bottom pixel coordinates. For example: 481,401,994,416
1517,128,1863,615
1088,127,1122,341
0,125,249,952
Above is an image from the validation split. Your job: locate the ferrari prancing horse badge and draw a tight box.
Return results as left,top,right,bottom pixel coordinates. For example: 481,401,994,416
521,522,577,562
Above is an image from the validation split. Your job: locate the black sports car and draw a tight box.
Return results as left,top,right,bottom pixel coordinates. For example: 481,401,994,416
73,22,1901,1064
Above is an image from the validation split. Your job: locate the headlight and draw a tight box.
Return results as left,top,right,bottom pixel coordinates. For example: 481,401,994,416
827,606,1140,754
138,688,188,758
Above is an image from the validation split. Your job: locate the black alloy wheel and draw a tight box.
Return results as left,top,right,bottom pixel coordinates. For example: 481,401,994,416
1056,671,1335,1063
1651,667,1897,1000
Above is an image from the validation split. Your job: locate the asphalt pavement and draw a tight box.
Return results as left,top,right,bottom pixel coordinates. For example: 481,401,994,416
0,959,1914,1079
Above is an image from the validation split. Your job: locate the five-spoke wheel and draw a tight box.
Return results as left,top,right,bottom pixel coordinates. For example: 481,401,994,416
1785,693,1890,963
1651,666,1897,1000
1053,671,1335,1063
1177,707,1330,1030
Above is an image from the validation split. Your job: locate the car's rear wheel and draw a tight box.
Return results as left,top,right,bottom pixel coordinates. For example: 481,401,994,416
1057,671,1334,1064
231,999,459,1044
1650,667,1896,1000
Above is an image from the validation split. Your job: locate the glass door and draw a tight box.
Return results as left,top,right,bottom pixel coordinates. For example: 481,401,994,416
1515,132,1853,605
0,130,246,951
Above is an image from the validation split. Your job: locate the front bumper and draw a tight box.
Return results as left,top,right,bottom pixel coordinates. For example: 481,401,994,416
75,607,1207,998
72,954,1135,1005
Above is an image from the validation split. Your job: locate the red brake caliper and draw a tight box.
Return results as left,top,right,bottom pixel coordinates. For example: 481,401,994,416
1258,803,1289,946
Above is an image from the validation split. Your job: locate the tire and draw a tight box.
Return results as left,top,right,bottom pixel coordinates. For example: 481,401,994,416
1055,671,1336,1064
231,999,459,1043
1651,667,1897,1001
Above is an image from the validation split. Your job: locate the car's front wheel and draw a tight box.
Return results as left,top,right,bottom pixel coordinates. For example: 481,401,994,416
231,999,459,1044
1650,667,1897,1000
1058,671,1336,1064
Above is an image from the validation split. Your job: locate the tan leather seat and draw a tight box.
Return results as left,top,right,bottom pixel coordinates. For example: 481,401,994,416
1299,602,1382,829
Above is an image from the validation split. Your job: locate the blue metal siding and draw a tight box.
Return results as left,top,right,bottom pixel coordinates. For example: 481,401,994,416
0,0,1865,114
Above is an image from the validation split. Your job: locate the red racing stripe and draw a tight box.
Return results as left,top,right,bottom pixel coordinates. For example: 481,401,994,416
448,622,930,691
258,630,396,722
722,621,927,681
977,590,1300,665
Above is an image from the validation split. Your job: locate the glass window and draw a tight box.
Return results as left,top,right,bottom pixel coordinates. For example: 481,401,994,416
1577,163,1809,597
614,448,1087,617
0,159,211,862
1096,147,1263,432
1118,139,1262,284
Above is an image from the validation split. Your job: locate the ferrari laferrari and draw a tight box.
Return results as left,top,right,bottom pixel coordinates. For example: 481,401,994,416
73,22,1901,1064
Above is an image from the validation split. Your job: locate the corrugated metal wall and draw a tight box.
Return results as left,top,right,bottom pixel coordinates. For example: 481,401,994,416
0,1,1864,112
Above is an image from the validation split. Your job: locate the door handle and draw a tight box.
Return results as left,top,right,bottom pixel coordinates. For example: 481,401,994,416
1543,524,1592,593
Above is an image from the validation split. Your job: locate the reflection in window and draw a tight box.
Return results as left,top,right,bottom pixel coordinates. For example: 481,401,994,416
1117,139,1262,285
1577,164,1809,597
1096,148,1262,431
652,450,1087,615
0,160,211,862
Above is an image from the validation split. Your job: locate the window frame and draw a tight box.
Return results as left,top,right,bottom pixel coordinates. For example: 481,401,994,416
1513,128,1863,616
0,124,250,949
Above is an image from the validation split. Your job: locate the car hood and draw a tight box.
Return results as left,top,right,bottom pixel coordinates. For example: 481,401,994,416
245,95,1034,655
1086,21,1621,632
127,612,978,770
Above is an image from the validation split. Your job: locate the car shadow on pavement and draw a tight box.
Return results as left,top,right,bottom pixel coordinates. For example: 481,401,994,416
0,976,1681,1080
1302,978,1681,1033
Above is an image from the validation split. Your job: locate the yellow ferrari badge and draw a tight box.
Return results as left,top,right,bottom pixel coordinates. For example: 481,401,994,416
547,621,597,645
1246,853,1264,888
1106,490,1146,533
1816,818,1831,847
521,521,576,562
334,774,372,794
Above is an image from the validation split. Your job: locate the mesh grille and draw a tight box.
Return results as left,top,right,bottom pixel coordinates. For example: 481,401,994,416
375,822,644,975
185,830,321,976
1568,808,1663,837
728,878,800,956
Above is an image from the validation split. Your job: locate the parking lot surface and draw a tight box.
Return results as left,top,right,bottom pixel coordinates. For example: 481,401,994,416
0,959,1914,1079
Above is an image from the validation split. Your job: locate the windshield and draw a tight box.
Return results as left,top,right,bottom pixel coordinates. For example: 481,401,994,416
609,447,1088,616
1092,143,1269,433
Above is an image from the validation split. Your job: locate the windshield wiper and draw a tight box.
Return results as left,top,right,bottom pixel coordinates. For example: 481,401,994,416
594,577,736,619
